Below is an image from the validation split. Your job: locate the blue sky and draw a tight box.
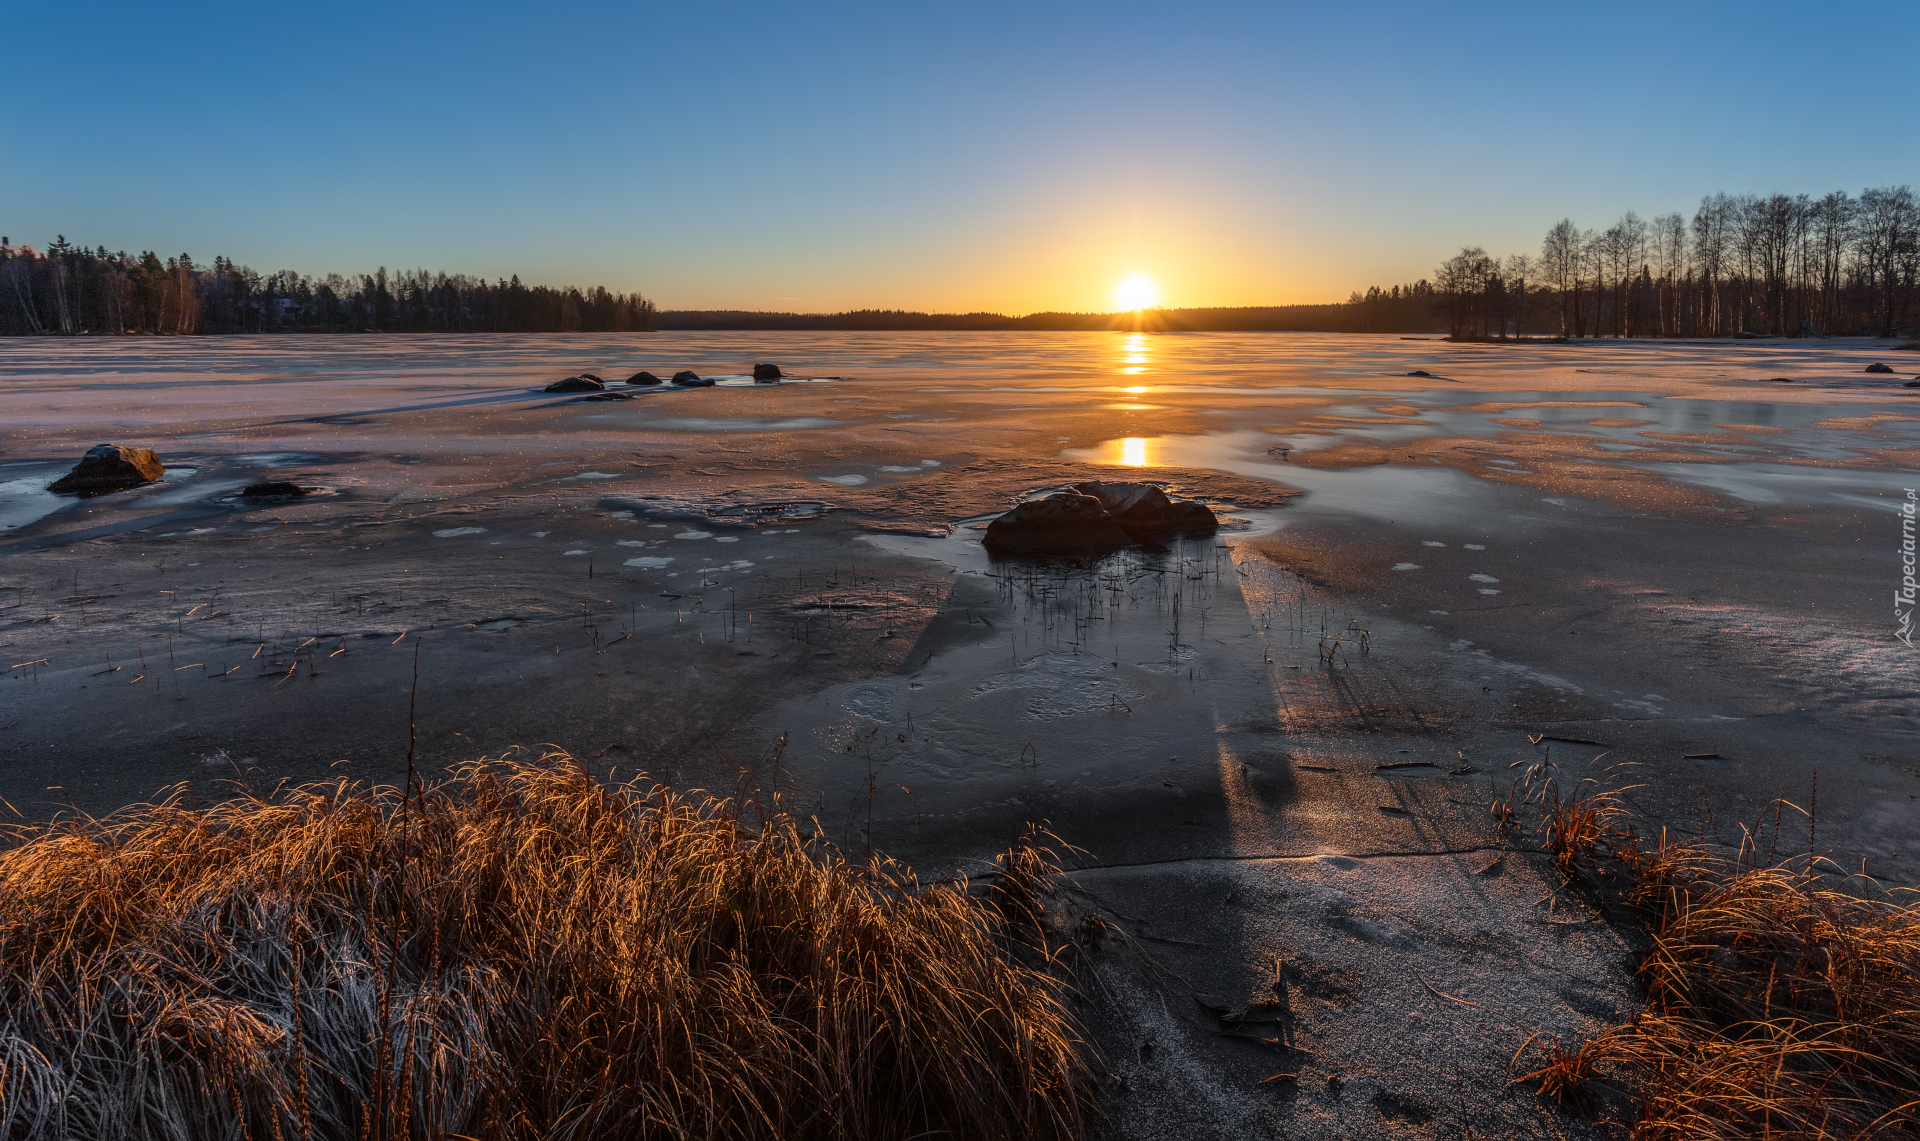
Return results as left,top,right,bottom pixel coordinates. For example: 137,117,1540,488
8,1,1916,312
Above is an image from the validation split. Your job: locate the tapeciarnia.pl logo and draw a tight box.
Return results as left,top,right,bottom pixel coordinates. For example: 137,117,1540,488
1900,488,1917,647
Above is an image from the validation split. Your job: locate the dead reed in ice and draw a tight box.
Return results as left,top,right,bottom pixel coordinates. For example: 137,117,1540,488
0,753,1093,1140
1509,774,1920,1139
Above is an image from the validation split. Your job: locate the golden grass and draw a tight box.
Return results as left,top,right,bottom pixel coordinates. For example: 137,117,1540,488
0,753,1094,1139
1518,779,1920,1139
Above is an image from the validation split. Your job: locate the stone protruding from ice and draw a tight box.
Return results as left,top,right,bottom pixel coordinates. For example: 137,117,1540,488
1071,480,1218,544
241,481,308,498
983,481,1217,557
672,370,714,387
984,491,1132,556
48,444,165,495
752,363,784,381
544,375,605,392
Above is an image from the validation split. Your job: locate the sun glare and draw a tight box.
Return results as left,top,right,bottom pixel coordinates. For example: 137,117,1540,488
1114,273,1159,311
1119,437,1149,467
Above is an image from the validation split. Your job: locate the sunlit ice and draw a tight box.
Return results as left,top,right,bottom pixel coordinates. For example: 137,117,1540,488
1117,437,1153,467
1114,274,1159,311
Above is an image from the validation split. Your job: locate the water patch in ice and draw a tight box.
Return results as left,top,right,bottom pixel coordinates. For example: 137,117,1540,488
433,527,486,538
1636,462,1920,509
842,686,894,720
708,501,826,522
624,556,674,568
1469,574,1499,583
616,540,650,548
970,652,1142,717
818,474,869,486
1392,563,1420,571
563,550,589,556
1478,588,1501,595
1422,541,1445,547
675,530,712,540
1463,544,1486,550
0,476,72,531
1491,659,1580,692
714,536,739,543
237,452,325,467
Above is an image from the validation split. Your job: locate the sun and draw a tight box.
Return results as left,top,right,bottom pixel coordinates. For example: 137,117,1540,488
1114,273,1159,311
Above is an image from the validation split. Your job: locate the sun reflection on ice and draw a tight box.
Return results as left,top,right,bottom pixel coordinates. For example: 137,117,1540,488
1121,332,1149,375
1119,437,1151,466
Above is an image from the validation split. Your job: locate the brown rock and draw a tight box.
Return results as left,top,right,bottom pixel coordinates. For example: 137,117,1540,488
48,445,165,495
1071,481,1218,543
983,492,1133,556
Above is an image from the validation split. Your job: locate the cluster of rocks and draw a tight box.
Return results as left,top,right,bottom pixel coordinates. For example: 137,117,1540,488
543,363,786,394
983,481,1218,557
47,445,165,495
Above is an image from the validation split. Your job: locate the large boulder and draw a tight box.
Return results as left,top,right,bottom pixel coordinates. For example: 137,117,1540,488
627,371,663,385
1866,362,1895,373
48,445,165,495
1071,481,1217,543
672,370,714,387
545,375,605,393
753,363,783,382
983,491,1133,556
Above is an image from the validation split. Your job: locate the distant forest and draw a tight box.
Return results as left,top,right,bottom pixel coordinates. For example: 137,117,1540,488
1429,186,1918,341
0,242,655,335
653,303,1425,333
3,184,1914,339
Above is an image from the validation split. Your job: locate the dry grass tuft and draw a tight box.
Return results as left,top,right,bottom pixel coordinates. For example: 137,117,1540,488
0,753,1094,1140
1515,773,1920,1139
1514,1037,1600,1112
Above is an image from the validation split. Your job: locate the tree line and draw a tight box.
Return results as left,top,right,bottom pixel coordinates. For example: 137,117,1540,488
652,305,1423,331
1430,186,1918,341
0,240,657,335
6,188,1914,339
